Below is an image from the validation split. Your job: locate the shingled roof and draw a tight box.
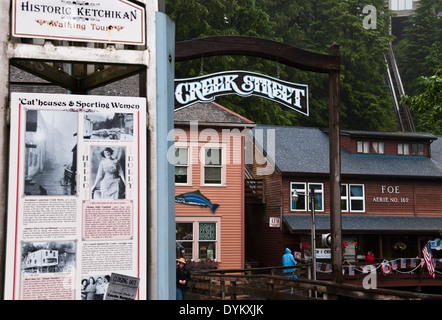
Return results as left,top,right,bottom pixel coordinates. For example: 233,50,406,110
253,125,442,178
283,215,442,233
174,102,255,127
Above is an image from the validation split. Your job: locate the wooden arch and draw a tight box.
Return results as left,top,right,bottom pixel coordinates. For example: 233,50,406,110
175,35,343,283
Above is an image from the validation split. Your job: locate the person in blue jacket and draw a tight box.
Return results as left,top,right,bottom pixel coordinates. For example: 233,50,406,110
282,248,297,278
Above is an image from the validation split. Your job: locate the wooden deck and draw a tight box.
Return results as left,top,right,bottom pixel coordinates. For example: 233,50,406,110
186,263,442,300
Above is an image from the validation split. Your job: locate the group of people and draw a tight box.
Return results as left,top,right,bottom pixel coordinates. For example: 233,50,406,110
175,248,375,300
81,275,110,300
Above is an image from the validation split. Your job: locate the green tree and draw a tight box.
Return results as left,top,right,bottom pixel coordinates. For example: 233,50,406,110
401,67,442,135
167,0,398,131
397,0,442,96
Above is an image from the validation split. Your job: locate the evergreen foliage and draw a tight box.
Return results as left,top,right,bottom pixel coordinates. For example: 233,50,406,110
167,0,400,131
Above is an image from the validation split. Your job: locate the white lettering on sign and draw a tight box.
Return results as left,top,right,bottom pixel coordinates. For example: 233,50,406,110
381,185,400,194
175,71,309,116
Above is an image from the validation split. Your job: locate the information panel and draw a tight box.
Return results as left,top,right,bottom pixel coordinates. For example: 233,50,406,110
4,92,147,300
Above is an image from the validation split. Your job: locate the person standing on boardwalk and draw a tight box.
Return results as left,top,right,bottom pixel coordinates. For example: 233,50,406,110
282,248,297,278
176,258,191,300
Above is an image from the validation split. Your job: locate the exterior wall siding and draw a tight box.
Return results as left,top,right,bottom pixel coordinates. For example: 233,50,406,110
175,126,245,270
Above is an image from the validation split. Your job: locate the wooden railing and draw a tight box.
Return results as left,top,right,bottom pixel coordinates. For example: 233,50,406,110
244,179,265,203
187,264,442,300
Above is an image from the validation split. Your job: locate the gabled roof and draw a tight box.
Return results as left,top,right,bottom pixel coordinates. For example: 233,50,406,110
174,102,255,128
253,125,442,178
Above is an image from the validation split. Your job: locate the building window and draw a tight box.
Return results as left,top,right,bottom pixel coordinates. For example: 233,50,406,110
357,141,370,154
349,184,365,212
175,147,189,184
203,147,222,185
199,223,217,261
397,143,410,155
357,141,384,154
411,143,424,156
176,219,220,262
290,182,306,211
290,182,324,212
390,0,413,11
340,184,349,212
176,222,193,261
341,184,365,212
372,142,384,154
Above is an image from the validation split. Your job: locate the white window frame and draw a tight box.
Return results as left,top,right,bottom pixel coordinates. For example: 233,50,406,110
341,184,365,212
201,144,226,186
290,182,307,211
372,142,385,154
348,184,365,212
397,143,410,155
357,141,370,154
290,182,324,212
176,216,221,262
340,184,349,212
174,146,190,185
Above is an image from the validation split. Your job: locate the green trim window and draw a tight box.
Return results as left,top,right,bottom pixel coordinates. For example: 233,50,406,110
176,219,219,262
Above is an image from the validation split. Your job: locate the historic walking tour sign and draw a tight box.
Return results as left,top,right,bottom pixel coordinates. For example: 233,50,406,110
12,0,145,45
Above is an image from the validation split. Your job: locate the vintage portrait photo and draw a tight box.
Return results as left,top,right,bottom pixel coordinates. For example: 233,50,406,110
24,109,78,196
90,146,126,200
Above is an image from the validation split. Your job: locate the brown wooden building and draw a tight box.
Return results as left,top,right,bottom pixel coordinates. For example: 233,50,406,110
245,126,442,278
174,102,255,270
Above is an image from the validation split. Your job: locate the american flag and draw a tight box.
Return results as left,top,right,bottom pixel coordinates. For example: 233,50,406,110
422,241,435,278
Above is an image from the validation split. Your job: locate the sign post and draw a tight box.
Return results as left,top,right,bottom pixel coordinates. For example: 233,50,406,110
3,1,177,300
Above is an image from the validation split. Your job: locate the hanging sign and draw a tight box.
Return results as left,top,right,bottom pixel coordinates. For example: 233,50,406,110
315,248,331,259
174,71,309,116
12,0,145,45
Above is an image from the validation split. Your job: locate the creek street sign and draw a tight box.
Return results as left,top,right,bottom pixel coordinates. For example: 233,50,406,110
175,70,309,116
12,0,145,45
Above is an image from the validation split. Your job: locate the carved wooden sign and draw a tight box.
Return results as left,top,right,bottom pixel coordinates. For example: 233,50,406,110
174,70,309,116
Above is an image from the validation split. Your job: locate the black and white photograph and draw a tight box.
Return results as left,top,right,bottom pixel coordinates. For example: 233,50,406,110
90,146,126,200
21,241,76,274
83,112,134,141
24,109,78,196
80,274,111,300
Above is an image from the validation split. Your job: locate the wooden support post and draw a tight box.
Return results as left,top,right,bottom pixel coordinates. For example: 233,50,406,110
329,44,343,284
0,1,11,300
